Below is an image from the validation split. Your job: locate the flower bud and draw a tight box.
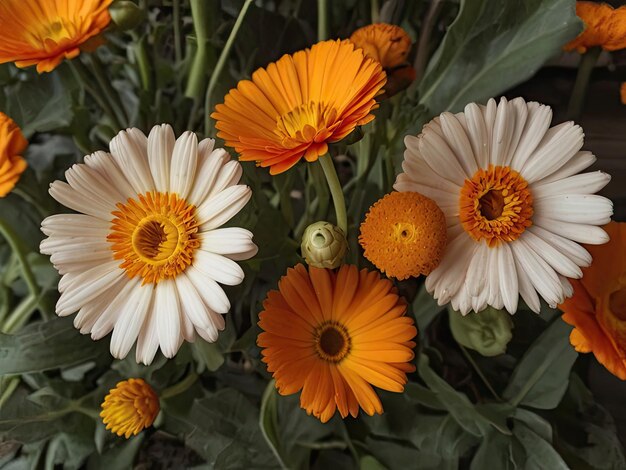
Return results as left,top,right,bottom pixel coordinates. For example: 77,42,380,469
109,1,145,31
448,306,513,357
301,221,348,269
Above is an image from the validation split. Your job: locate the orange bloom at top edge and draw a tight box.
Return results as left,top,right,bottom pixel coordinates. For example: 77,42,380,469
211,40,387,175
0,112,28,198
349,23,412,69
564,1,626,53
0,0,113,73
560,222,626,379
257,263,417,422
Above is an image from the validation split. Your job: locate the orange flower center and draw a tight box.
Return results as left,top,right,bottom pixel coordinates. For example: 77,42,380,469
459,165,533,247
314,322,351,362
108,192,200,284
275,102,337,143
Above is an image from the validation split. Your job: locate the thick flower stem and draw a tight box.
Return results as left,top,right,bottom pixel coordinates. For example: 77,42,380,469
317,0,329,41
567,46,601,121
319,154,348,236
88,55,129,127
186,0,214,101
204,0,254,136
173,0,183,64
0,218,40,303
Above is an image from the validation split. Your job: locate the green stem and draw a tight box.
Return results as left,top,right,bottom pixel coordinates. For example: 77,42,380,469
12,187,49,219
186,0,214,100
88,55,129,127
132,34,153,93
0,218,40,300
0,377,20,409
173,0,183,64
459,344,501,401
414,0,444,81
566,46,601,121
318,154,348,236
370,0,380,23
317,0,329,41
2,294,38,334
161,372,198,399
204,0,254,136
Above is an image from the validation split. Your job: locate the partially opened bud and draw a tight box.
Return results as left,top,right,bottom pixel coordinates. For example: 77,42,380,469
301,221,348,269
448,307,513,357
109,1,145,31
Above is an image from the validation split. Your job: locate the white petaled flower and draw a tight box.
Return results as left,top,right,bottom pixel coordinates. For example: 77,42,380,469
395,97,613,315
40,124,258,364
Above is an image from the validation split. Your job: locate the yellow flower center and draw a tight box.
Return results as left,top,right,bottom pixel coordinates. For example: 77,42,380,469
314,322,351,363
392,222,417,243
108,192,200,284
275,102,337,143
459,165,533,247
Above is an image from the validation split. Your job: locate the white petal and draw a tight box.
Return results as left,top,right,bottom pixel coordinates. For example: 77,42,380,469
396,146,461,194
181,309,196,343
426,234,476,304
65,164,125,209
533,151,596,185
527,225,591,267
49,181,113,221
41,214,109,238
503,97,529,167
84,151,135,197
532,216,610,245
197,138,216,166
487,247,502,309
199,228,258,259
91,278,141,340
175,273,216,331
196,185,252,230
464,103,489,169
482,98,497,164
109,128,154,194
136,302,160,365
514,255,540,313
531,171,610,198
440,112,477,176
510,102,552,170
193,251,244,286
170,131,198,199
73,278,125,331
497,243,518,314
186,265,231,313
155,280,182,358
520,230,582,279
490,97,514,167
393,175,459,214
418,130,468,184
109,283,154,359
534,194,613,225
465,241,488,297
206,160,243,200
147,124,175,192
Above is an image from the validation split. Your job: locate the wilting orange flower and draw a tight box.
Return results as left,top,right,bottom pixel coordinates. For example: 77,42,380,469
560,222,626,379
349,23,412,69
258,264,417,422
212,40,386,175
0,0,112,73
564,1,626,53
0,113,28,198
100,378,160,438
359,191,447,280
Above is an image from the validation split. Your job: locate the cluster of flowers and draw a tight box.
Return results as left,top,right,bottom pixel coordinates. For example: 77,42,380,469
0,0,625,439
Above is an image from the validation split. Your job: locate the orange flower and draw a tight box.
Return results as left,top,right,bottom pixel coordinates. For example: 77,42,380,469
0,0,112,73
0,112,28,198
100,378,160,438
211,40,386,175
564,1,626,53
359,191,447,280
349,23,412,69
560,222,626,379
258,264,417,422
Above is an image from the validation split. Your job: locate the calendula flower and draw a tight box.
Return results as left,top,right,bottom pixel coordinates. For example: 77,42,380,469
560,222,626,379
0,112,28,198
212,39,386,175
101,378,159,438
564,1,626,53
40,125,257,364
349,23,412,69
258,264,417,422
359,191,447,280
0,0,112,73
395,97,612,315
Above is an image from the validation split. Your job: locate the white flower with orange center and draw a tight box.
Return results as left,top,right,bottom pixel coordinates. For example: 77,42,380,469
395,97,613,315
40,125,257,364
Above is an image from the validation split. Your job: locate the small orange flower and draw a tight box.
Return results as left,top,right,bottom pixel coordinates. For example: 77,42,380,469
349,23,412,69
212,40,386,175
258,264,417,422
564,1,626,53
0,0,113,73
560,222,626,380
0,113,28,198
100,378,160,438
359,191,447,280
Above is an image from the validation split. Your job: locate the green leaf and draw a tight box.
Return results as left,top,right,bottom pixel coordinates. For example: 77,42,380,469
259,380,287,468
192,338,225,372
86,434,145,470
0,317,109,375
359,455,387,470
513,422,568,469
503,320,577,409
418,0,582,115
470,430,517,470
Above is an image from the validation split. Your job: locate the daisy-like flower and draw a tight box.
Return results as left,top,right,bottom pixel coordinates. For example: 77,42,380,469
0,112,28,197
40,125,257,364
101,378,159,438
211,39,386,175
395,97,613,315
258,264,417,423
0,0,112,73
564,1,626,53
349,23,412,69
560,222,626,379
359,191,447,280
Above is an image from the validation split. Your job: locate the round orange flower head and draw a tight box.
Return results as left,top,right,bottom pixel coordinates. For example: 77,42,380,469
564,1,626,53
100,378,159,438
258,264,417,422
0,112,28,198
359,191,447,280
349,23,412,69
0,0,113,73
560,222,626,380
211,40,387,175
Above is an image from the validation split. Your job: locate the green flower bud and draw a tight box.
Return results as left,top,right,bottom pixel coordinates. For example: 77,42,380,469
109,1,145,31
301,221,348,269
448,306,513,357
